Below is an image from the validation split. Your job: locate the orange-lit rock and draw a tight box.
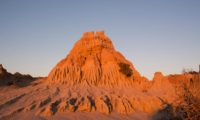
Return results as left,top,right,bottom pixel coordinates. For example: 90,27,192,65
0,31,199,120
47,31,141,87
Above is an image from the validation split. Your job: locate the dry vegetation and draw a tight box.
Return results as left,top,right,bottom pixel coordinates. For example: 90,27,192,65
118,62,133,77
151,73,200,120
174,74,200,120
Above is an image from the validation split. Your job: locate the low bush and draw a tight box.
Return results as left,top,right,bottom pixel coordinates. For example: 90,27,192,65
118,62,133,77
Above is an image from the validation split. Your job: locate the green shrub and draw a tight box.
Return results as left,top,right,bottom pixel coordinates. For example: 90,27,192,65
118,62,133,77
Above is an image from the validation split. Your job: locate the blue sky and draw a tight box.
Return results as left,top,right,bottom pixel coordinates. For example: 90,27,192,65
0,0,200,79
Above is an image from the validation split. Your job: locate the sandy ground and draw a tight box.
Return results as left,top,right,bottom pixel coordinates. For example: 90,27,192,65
2,111,149,120
0,79,154,120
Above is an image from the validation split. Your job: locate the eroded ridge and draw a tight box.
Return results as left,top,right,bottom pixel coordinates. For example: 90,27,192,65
47,31,141,87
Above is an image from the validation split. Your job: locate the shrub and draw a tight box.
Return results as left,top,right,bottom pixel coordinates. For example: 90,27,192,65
151,74,200,120
182,68,198,74
118,62,133,77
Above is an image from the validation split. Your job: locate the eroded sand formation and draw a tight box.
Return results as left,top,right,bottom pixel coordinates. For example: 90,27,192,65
47,31,141,87
0,31,199,120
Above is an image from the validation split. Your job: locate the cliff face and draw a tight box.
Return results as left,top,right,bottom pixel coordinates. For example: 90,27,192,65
47,31,141,87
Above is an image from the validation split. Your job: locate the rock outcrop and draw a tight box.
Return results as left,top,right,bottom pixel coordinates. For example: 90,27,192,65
41,31,163,116
0,64,15,86
0,31,199,120
47,31,141,87
0,64,35,87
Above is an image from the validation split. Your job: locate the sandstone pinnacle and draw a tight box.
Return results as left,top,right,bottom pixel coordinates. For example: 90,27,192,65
47,31,141,87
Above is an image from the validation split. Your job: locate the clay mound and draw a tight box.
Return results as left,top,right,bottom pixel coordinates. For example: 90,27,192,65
47,31,141,87
1,31,199,120
0,32,161,119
